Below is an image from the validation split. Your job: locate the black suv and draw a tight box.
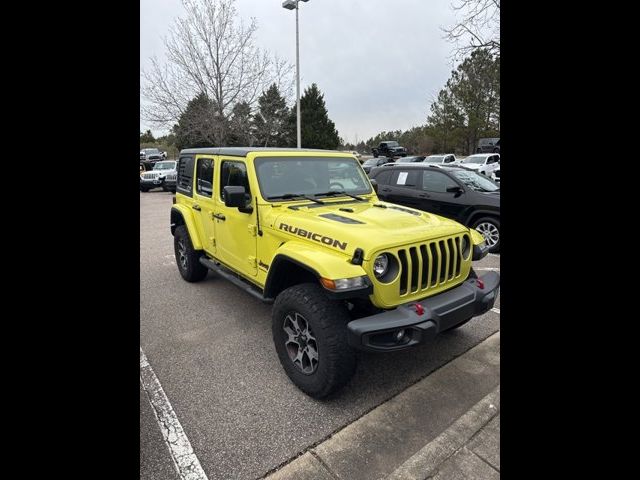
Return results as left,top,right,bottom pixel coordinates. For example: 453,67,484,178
372,141,408,158
370,164,500,252
476,138,500,153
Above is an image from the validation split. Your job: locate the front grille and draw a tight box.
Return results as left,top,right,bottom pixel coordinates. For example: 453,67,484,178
142,172,158,180
397,235,464,296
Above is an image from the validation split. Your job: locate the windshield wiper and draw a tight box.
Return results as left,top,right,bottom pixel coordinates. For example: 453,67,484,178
314,190,366,201
267,193,325,204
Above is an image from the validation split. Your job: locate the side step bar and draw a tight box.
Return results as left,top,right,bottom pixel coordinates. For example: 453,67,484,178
199,257,274,304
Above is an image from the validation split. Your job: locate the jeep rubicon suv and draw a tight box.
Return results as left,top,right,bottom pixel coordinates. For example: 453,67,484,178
140,160,177,192
171,148,499,398
372,141,408,158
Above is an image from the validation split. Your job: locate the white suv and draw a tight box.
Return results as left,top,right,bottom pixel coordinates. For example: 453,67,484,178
140,160,177,192
457,153,500,177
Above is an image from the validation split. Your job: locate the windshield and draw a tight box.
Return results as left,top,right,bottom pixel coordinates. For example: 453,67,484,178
397,156,420,163
255,157,372,199
363,158,379,166
153,161,176,170
143,148,160,154
460,156,485,164
451,170,499,192
424,156,445,163
385,141,399,147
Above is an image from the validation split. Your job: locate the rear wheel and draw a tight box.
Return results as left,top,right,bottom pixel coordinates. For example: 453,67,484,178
174,226,208,282
272,283,356,398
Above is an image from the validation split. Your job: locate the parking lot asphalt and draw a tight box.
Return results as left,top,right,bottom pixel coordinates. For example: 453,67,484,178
140,190,501,480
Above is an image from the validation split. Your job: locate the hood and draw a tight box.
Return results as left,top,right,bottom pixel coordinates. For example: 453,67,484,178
460,163,482,170
267,199,468,260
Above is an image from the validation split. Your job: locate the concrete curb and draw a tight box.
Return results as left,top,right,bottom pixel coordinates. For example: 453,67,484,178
386,386,500,480
264,332,500,480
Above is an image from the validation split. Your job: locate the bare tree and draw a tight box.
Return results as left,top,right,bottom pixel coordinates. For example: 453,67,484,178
141,0,293,144
442,0,500,61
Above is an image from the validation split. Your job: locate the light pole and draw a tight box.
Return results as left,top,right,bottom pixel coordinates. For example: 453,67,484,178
282,0,309,149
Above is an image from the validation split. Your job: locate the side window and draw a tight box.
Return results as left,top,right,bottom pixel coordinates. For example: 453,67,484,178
422,171,457,193
488,156,498,164
390,170,421,188
220,160,251,204
373,170,392,185
177,156,195,196
195,157,214,197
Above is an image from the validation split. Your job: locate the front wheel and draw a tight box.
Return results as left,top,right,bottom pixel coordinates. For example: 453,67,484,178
472,217,500,253
272,283,356,398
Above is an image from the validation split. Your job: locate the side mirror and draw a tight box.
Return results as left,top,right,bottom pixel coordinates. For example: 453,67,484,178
370,179,378,193
446,186,463,196
223,185,248,209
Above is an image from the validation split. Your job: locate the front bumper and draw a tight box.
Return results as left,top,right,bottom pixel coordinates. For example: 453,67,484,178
347,272,499,352
140,178,176,188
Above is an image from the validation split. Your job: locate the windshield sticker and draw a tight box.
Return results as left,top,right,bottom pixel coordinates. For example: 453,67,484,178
397,172,408,185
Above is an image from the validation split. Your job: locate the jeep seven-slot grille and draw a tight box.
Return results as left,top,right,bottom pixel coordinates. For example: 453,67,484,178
397,236,463,295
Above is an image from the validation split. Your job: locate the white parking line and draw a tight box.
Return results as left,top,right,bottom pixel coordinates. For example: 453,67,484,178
140,348,208,480
474,267,500,271
491,308,500,314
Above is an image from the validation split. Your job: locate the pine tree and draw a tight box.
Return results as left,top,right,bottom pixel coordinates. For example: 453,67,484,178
228,102,253,146
299,84,340,149
173,93,226,149
252,84,290,147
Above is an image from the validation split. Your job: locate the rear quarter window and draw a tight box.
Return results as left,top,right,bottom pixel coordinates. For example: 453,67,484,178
177,156,195,196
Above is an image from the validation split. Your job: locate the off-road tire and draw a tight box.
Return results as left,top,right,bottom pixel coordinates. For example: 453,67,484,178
272,283,356,398
174,226,208,282
140,186,150,192
471,216,500,253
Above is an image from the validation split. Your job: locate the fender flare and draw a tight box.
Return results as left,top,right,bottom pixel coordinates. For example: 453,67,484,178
465,209,500,228
264,242,368,299
170,205,203,250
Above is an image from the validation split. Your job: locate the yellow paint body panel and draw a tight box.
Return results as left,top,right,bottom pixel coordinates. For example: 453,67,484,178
174,150,486,309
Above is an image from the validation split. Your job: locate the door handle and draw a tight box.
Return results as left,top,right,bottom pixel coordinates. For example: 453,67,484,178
418,193,429,198
192,204,201,211
381,188,391,192
212,213,226,221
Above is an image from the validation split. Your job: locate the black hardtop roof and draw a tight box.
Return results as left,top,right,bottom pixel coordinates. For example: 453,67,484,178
179,147,344,157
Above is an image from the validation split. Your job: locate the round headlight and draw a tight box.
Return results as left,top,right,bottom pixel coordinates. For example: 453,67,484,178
461,235,471,259
373,254,389,278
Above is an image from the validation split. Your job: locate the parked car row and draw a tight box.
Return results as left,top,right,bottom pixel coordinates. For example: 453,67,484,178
368,162,500,252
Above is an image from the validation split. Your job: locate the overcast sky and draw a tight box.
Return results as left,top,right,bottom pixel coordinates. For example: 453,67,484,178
140,0,461,144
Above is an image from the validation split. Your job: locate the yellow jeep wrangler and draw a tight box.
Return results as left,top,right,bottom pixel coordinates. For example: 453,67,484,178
171,148,499,398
